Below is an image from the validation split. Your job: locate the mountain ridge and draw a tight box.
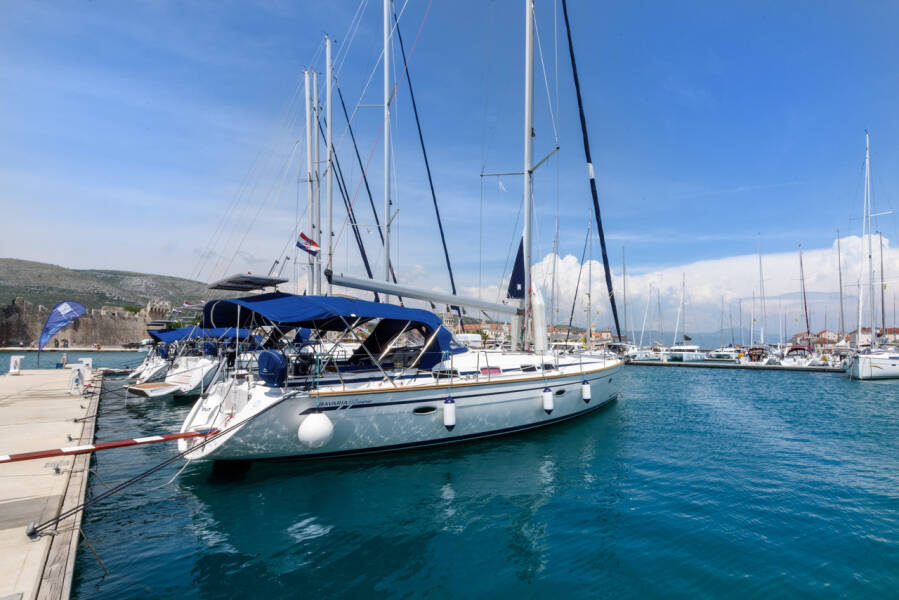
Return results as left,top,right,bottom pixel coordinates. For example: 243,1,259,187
0,258,210,309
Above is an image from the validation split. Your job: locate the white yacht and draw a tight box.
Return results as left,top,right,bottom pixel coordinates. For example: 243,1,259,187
178,0,626,461
848,346,899,379
664,345,706,362
179,294,622,461
847,132,899,380
707,346,740,362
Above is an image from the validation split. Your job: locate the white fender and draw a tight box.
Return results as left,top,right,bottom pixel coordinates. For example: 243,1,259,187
443,398,456,431
297,412,334,448
581,381,592,403
542,387,553,414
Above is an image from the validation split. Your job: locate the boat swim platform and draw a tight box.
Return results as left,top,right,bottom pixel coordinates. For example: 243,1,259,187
0,368,101,600
628,360,844,373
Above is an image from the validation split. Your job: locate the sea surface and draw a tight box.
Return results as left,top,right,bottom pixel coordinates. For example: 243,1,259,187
64,362,899,598
0,350,144,376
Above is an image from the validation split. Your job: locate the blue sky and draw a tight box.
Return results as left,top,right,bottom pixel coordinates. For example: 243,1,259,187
2,1,898,332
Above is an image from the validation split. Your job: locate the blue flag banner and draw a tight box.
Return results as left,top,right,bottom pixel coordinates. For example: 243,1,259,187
39,301,87,352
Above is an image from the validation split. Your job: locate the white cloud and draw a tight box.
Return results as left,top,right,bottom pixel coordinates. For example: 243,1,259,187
462,235,894,336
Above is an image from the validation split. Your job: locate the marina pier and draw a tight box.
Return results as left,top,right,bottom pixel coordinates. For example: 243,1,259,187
629,360,845,373
0,368,100,600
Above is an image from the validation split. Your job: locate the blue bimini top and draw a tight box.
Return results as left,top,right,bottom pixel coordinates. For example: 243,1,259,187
201,292,466,370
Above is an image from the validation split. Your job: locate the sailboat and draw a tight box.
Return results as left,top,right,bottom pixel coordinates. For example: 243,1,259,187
177,0,624,461
664,274,705,362
848,132,899,380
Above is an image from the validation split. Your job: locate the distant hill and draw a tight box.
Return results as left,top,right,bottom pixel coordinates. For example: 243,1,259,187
0,258,210,309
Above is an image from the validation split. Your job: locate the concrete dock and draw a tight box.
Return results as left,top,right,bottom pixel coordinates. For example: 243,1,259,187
629,360,845,373
0,368,100,600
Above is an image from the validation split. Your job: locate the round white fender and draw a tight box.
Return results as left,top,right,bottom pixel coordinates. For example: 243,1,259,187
443,398,456,431
542,387,553,414
297,412,334,448
581,381,591,403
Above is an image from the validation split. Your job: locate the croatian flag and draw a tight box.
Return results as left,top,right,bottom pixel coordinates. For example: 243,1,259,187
296,232,320,256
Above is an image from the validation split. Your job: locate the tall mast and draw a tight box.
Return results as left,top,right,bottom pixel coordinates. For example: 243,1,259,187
657,288,663,346
866,131,874,347
622,246,628,342
719,296,725,347
587,218,593,347
750,291,755,345
880,231,886,339
383,0,392,300
758,233,766,345
639,285,651,347
312,71,321,294
522,0,535,348
729,302,735,346
837,230,845,338
739,300,743,346
325,36,333,295
799,244,811,345
304,70,315,294
672,274,684,346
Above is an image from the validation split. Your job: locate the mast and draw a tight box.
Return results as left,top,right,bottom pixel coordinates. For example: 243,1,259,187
799,244,811,346
758,233,766,345
739,300,743,346
719,296,725,347
837,230,845,338
560,0,621,340
313,71,321,294
672,273,684,347
880,231,886,339
639,285,651,347
729,302,735,346
750,291,755,346
522,0,535,348
866,131,874,347
622,247,628,342
325,36,333,295
587,217,593,347
657,288,663,347
383,0,392,301
304,70,315,294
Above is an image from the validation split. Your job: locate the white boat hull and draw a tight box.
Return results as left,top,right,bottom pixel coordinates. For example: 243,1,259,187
180,361,623,461
848,353,899,380
164,356,219,397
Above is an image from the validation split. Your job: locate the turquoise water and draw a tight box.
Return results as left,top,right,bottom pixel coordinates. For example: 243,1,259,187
0,350,144,376
69,365,899,598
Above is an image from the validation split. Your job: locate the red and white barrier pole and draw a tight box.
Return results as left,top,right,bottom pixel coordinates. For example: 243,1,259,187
0,429,218,464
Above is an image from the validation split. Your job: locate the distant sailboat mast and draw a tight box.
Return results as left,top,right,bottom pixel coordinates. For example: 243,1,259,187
837,230,845,339
799,244,811,346
672,273,684,347
758,233,766,345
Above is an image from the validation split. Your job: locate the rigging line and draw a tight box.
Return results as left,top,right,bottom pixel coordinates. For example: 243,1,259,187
191,71,305,282
495,198,525,306
479,0,497,170
318,113,402,304
208,85,307,279
222,141,301,275
393,7,461,316
533,8,559,143
334,0,369,74
560,0,622,341
316,115,378,289
564,226,591,344
335,85,402,290
335,0,412,151
29,386,308,538
331,0,431,265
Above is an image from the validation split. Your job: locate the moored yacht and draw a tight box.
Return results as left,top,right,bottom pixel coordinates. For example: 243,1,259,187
178,294,623,461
